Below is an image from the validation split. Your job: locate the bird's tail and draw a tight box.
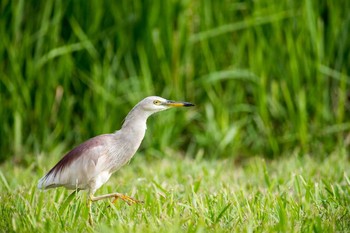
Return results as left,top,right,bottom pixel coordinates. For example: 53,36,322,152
37,176,47,189
38,174,57,189
38,172,62,189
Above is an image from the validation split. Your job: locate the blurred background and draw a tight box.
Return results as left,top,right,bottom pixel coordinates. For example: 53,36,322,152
0,0,349,164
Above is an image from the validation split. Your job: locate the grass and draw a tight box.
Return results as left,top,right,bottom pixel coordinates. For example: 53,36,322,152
1,0,350,161
0,149,349,232
1,1,350,232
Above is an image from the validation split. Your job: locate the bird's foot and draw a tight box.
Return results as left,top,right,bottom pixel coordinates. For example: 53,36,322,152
111,193,143,205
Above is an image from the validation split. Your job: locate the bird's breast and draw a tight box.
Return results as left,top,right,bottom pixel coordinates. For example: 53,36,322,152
108,128,146,173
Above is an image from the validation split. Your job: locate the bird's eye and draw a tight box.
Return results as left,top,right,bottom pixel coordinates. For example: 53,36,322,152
153,100,161,105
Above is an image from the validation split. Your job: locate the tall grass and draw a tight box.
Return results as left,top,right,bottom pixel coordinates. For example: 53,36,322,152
0,0,349,161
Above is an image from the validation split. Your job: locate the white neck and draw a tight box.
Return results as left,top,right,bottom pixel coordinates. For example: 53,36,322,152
121,106,153,137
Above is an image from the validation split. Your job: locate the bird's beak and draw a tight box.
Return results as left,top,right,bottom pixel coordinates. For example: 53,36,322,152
164,100,195,107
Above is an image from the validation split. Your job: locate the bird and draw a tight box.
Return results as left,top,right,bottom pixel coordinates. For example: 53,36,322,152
37,96,194,224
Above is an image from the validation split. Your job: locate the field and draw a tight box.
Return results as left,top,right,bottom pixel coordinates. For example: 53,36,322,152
1,151,349,232
0,0,349,232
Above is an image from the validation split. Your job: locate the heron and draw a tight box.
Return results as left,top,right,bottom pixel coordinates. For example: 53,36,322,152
38,96,194,224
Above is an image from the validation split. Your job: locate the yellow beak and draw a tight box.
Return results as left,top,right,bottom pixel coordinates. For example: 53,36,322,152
164,100,194,107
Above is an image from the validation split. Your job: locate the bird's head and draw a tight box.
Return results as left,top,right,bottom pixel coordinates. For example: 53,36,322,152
139,96,194,113
122,96,194,129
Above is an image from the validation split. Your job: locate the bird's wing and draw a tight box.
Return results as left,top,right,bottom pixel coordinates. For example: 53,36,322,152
38,134,114,190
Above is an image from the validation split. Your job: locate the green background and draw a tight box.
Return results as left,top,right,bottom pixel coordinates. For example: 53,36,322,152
1,0,349,161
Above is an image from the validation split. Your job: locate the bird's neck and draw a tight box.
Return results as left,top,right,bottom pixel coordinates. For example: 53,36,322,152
121,107,151,135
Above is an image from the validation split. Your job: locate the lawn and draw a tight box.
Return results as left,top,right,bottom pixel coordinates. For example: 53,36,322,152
1,150,349,232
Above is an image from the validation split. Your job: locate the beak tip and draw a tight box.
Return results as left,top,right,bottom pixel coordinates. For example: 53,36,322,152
183,102,195,107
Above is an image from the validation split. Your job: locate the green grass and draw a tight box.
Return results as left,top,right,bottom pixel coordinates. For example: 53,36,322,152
1,0,349,161
0,150,349,232
1,1,350,232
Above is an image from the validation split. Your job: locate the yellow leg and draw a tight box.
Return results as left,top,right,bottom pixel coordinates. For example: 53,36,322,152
87,192,142,224
91,192,143,205
88,198,93,225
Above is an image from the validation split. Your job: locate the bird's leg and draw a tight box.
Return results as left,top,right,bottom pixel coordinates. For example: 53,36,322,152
90,192,143,206
87,193,142,224
111,196,119,204
87,197,94,225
